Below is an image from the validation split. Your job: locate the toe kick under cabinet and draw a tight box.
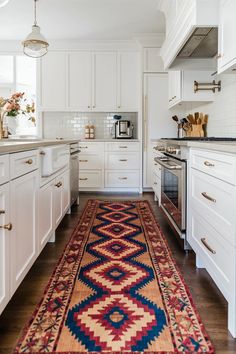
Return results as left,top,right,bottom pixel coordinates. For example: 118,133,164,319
187,148,236,338
79,141,141,192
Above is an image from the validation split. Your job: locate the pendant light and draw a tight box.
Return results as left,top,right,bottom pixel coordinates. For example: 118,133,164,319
22,0,49,58
0,0,10,7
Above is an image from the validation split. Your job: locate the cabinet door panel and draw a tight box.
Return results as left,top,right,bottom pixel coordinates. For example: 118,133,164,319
118,52,140,111
0,183,10,315
53,178,63,228
61,169,70,215
40,52,67,110
218,0,236,70
93,52,117,111
38,181,54,253
143,74,176,188
68,52,92,110
10,171,38,295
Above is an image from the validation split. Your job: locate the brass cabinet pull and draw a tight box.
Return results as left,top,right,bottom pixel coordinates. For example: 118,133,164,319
119,177,127,180
55,182,62,188
119,146,127,149
0,223,12,231
79,159,88,162
40,151,46,155
0,210,5,214
25,159,33,165
80,146,88,149
204,160,215,167
119,159,127,162
201,192,216,203
201,238,216,254
79,177,88,181
154,182,157,185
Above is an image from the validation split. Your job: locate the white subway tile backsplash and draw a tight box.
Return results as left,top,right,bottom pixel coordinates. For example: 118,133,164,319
43,112,138,140
184,74,236,137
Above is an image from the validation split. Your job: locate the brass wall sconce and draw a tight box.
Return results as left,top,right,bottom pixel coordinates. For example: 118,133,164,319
194,80,221,93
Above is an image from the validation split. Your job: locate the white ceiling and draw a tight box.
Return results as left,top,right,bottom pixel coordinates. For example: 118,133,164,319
0,0,165,41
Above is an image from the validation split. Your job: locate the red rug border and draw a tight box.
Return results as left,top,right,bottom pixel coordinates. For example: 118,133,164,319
12,199,215,354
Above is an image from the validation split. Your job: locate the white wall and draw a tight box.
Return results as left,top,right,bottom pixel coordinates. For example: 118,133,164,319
184,74,236,137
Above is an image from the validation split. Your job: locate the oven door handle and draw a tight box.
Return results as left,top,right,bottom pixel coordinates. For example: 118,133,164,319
154,157,182,170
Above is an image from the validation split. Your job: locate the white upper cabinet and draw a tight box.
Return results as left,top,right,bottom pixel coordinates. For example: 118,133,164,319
168,70,215,108
117,52,140,111
218,0,236,73
93,52,117,111
68,52,92,110
40,52,67,111
39,50,140,112
143,48,164,73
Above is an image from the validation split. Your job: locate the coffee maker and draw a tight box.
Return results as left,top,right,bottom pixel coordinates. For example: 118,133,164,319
111,116,134,139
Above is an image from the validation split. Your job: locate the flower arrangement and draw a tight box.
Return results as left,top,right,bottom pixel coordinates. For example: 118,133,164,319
0,92,35,123
0,92,36,138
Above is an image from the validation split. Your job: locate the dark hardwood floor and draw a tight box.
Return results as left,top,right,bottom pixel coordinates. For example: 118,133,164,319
0,192,235,353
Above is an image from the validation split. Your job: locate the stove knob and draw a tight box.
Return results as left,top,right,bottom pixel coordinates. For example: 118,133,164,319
167,147,177,154
157,146,165,152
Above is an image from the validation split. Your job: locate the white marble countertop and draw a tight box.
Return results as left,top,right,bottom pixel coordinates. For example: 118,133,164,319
0,139,79,154
79,138,140,142
160,139,236,154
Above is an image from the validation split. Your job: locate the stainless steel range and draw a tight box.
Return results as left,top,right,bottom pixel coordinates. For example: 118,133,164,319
154,139,190,250
154,136,236,250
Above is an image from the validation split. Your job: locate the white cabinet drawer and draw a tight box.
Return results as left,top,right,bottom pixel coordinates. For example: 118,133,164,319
105,152,139,170
189,210,234,300
190,169,236,247
79,154,103,170
191,149,236,185
152,172,161,200
79,170,103,188
0,155,10,185
79,142,104,153
10,150,39,179
153,161,161,179
105,170,139,188
105,142,140,152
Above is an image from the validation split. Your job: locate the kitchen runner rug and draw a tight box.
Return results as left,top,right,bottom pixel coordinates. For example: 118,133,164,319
14,200,214,354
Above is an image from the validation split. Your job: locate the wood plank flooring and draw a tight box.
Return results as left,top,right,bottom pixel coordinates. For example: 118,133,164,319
0,192,235,354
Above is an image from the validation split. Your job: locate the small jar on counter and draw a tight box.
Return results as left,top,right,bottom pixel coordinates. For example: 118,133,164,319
89,123,95,139
84,124,90,139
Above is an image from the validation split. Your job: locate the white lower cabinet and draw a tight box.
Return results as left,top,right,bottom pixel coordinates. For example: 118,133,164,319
38,180,54,252
188,148,236,338
38,168,70,251
0,183,10,315
10,170,38,295
79,141,141,192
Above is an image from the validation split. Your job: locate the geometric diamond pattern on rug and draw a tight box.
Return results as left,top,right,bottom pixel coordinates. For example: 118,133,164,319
93,222,141,239
97,211,135,223
89,238,143,260
68,293,166,352
83,260,150,292
100,202,134,212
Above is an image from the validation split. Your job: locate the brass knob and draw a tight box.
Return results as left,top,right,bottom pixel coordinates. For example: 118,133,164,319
0,223,12,231
25,159,33,165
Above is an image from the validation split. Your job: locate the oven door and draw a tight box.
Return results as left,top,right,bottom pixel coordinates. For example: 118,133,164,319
154,157,186,232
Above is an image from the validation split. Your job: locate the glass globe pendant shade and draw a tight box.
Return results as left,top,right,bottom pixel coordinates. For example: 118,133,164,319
23,25,49,58
0,0,10,8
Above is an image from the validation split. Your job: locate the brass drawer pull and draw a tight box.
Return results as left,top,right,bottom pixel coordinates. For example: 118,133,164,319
40,151,46,155
0,210,5,214
55,182,62,188
80,146,88,149
201,192,216,203
204,161,215,167
119,177,127,180
154,182,157,185
201,238,216,254
79,178,88,181
119,159,127,162
119,146,127,149
79,159,88,162
25,159,33,165
0,223,12,231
